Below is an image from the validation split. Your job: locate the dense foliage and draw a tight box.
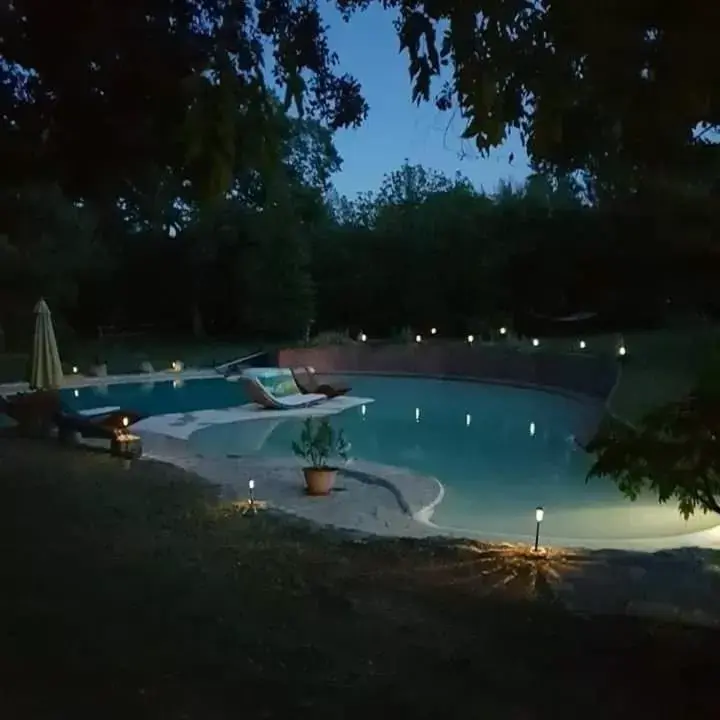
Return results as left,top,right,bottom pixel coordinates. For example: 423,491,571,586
3,1,719,202
1,152,717,349
588,392,720,518
339,0,720,195
0,0,365,202
1,0,719,343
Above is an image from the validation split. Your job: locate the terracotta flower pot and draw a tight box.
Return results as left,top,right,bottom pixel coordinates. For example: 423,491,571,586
302,467,337,496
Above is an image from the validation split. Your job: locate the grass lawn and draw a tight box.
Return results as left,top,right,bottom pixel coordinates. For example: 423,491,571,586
533,323,720,422
0,435,718,719
602,326,720,422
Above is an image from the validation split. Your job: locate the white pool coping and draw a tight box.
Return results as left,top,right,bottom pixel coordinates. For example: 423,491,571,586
3,369,720,553
0,368,218,395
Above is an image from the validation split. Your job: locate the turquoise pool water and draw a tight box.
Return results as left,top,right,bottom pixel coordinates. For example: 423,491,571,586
62,375,719,542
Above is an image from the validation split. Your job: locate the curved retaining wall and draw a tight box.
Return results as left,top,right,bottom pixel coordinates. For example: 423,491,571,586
277,342,619,401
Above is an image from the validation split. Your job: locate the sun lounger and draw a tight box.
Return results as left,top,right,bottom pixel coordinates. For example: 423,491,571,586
0,390,60,433
290,366,351,398
54,407,147,440
0,390,145,440
240,368,327,410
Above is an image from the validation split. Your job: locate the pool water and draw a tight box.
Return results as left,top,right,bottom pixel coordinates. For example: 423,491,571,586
64,376,250,416
63,375,719,543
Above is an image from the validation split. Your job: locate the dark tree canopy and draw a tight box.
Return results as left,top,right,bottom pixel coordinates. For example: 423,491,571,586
339,0,720,191
4,1,719,201
0,0,366,201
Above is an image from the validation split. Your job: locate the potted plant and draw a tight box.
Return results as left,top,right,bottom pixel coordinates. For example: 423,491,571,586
292,417,350,496
90,355,108,377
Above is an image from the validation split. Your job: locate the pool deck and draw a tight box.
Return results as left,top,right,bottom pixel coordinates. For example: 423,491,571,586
3,367,720,627
2,366,720,555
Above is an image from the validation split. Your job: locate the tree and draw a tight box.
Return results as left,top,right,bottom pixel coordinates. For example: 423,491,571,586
6,1,720,203
0,0,367,202
588,392,720,519
239,201,315,340
0,184,103,345
337,0,720,195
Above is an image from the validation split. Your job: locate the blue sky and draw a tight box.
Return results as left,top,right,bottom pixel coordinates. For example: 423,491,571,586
322,3,530,198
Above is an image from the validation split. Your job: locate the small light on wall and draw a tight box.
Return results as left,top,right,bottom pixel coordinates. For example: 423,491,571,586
415,334,422,343
532,338,539,347
72,366,78,374
465,413,471,427
467,334,474,344
499,327,507,335
430,327,437,335
415,407,421,422
529,422,536,437
579,340,586,350
359,332,367,342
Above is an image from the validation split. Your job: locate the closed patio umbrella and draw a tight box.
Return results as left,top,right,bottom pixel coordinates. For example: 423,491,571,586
29,298,64,390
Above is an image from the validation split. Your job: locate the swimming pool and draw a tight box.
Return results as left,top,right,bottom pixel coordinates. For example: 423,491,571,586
62,375,719,543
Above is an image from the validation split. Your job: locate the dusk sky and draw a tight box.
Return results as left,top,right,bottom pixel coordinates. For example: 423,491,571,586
321,3,530,198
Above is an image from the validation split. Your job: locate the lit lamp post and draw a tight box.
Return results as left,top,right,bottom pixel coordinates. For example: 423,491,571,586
534,506,544,552
239,478,266,515
242,479,257,515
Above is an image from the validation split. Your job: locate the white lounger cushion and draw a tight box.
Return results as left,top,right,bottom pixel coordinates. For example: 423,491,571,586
77,406,121,416
275,392,327,407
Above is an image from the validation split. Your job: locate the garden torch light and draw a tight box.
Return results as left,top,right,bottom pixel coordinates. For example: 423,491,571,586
534,506,544,552
359,332,367,342
240,478,265,516
415,334,422,343
499,327,507,335
579,340,586,350
467,334,474,344
532,338,539,347
430,327,437,335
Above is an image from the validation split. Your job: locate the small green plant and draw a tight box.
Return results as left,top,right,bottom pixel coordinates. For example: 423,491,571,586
307,329,354,346
291,418,350,469
395,325,415,343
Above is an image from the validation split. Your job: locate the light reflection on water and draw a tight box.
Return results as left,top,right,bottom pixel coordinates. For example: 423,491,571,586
188,375,719,542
